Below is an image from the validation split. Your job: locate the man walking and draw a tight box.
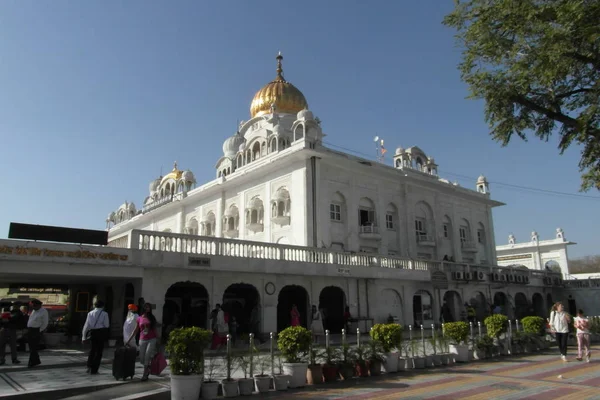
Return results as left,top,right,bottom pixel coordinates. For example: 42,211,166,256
82,300,110,375
0,304,23,365
26,300,49,368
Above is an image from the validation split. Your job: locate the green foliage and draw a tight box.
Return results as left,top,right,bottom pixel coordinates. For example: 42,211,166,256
370,323,403,352
277,326,312,363
521,316,545,336
366,340,386,363
338,343,357,366
165,326,212,375
484,314,508,339
444,0,600,190
322,346,340,366
475,335,494,356
444,321,470,345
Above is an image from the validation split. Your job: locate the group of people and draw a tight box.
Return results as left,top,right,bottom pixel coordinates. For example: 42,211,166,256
548,302,591,363
0,299,49,368
290,304,326,342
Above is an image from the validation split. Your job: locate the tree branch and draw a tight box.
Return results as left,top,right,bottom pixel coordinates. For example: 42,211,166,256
555,88,592,99
564,52,600,71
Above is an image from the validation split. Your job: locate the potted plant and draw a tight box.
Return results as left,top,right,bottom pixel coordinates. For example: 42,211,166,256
353,344,370,377
272,354,290,391
337,343,356,380
236,355,255,396
370,323,402,373
277,326,312,388
522,316,545,351
253,354,271,393
444,321,470,362
366,340,385,376
484,315,508,355
202,353,221,400
166,326,212,400
411,339,425,368
321,346,340,382
511,331,525,354
398,341,411,370
473,335,494,359
428,335,441,366
306,345,324,385
221,345,239,398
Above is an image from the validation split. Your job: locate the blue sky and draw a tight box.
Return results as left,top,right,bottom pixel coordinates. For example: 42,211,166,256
1,1,598,258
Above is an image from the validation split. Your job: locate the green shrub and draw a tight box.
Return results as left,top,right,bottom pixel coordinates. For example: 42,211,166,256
370,323,403,353
443,321,469,345
166,326,212,375
521,316,545,336
474,335,494,356
277,326,312,363
484,314,508,338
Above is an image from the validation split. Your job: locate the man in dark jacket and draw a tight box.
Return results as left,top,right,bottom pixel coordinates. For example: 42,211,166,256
0,304,23,365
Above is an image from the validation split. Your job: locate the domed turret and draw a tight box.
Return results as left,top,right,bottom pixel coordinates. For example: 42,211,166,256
223,132,245,158
182,169,195,183
250,53,308,118
395,147,405,155
296,108,314,121
149,177,161,193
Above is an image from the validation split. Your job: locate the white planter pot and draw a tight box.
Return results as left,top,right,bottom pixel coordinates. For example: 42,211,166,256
221,379,239,398
413,356,425,369
397,358,407,371
254,375,271,393
238,378,254,396
383,352,399,373
170,374,202,400
282,363,308,388
440,353,449,365
201,381,219,400
273,374,290,391
449,344,469,363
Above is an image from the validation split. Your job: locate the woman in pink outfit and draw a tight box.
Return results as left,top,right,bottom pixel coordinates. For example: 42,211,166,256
290,305,300,327
574,309,591,362
126,303,158,381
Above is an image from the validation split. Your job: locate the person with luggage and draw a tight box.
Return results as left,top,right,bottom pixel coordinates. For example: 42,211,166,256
82,300,110,374
26,299,48,368
126,302,158,382
122,304,139,350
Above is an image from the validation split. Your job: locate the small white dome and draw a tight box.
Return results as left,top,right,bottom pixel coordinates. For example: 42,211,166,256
182,169,195,183
127,202,136,213
149,178,160,193
297,108,314,121
239,142,246,152
223,133,245,158
395,147,404,155
427,157,435,164
477,174,487,183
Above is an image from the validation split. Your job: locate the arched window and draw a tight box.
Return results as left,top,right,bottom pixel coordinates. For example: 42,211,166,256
245,197,264,233
252,142,261,161
223,205,240,237
201,212,216,236
271,188,291,225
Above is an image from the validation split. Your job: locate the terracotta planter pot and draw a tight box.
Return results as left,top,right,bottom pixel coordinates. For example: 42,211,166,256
322,364,338,382
306,364,323,385
369,360,382,376
355,362,369,378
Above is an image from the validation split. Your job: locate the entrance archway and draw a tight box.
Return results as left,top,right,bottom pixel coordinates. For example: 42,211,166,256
277,285,309,332
380,289,403,324
469,292,488,322
319,286,346,333
223,283,260,334
413,290,433,326
514,292,529,320
164,281,209,339
532,293,545,317
493,292,508,315
443,290,463,322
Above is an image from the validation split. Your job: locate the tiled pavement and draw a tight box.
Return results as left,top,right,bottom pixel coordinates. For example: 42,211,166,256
2,346,600,399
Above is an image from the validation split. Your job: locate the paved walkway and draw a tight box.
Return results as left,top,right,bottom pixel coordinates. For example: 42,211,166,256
2,345,600,399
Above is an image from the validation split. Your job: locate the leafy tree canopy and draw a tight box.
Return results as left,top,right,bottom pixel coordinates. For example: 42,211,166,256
444,0,600,190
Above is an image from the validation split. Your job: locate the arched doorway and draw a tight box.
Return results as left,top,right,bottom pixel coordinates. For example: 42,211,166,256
532,293,545,317
319,286,346,333
546,293,554,314
443,290,463,322
163,281,209,339
380,289,403,324
413,290,434,326
469,292,488,322
277,285,309,332
123,283,135,319
514,292,529,320
223,283,260,335
493,292,508,315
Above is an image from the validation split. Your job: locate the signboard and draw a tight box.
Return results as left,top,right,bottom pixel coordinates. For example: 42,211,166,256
497,254,532,262
337,267,351,275
8,285,69,295
430,270,449,289
189,256,211,267
0,245,128,261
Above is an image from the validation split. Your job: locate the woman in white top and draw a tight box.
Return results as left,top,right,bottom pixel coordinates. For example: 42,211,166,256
122,304,139,349
310,305,324,344
549,302,571,361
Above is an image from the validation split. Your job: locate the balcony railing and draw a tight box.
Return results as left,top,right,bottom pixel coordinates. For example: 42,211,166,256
142,194,174,214
125,229,563,280
460,240,477,251
359,224,379,234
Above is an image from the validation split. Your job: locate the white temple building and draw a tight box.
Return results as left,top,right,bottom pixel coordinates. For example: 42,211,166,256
496,229,576,278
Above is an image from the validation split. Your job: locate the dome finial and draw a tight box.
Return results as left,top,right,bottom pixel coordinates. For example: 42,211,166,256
173,161,178,170
276,51,284,80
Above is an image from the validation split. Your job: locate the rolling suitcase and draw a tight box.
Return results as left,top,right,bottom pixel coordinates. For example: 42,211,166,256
113,346,137,380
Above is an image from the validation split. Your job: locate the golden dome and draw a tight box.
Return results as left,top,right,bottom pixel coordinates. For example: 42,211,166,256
160,162,183,184
250,53,308,118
